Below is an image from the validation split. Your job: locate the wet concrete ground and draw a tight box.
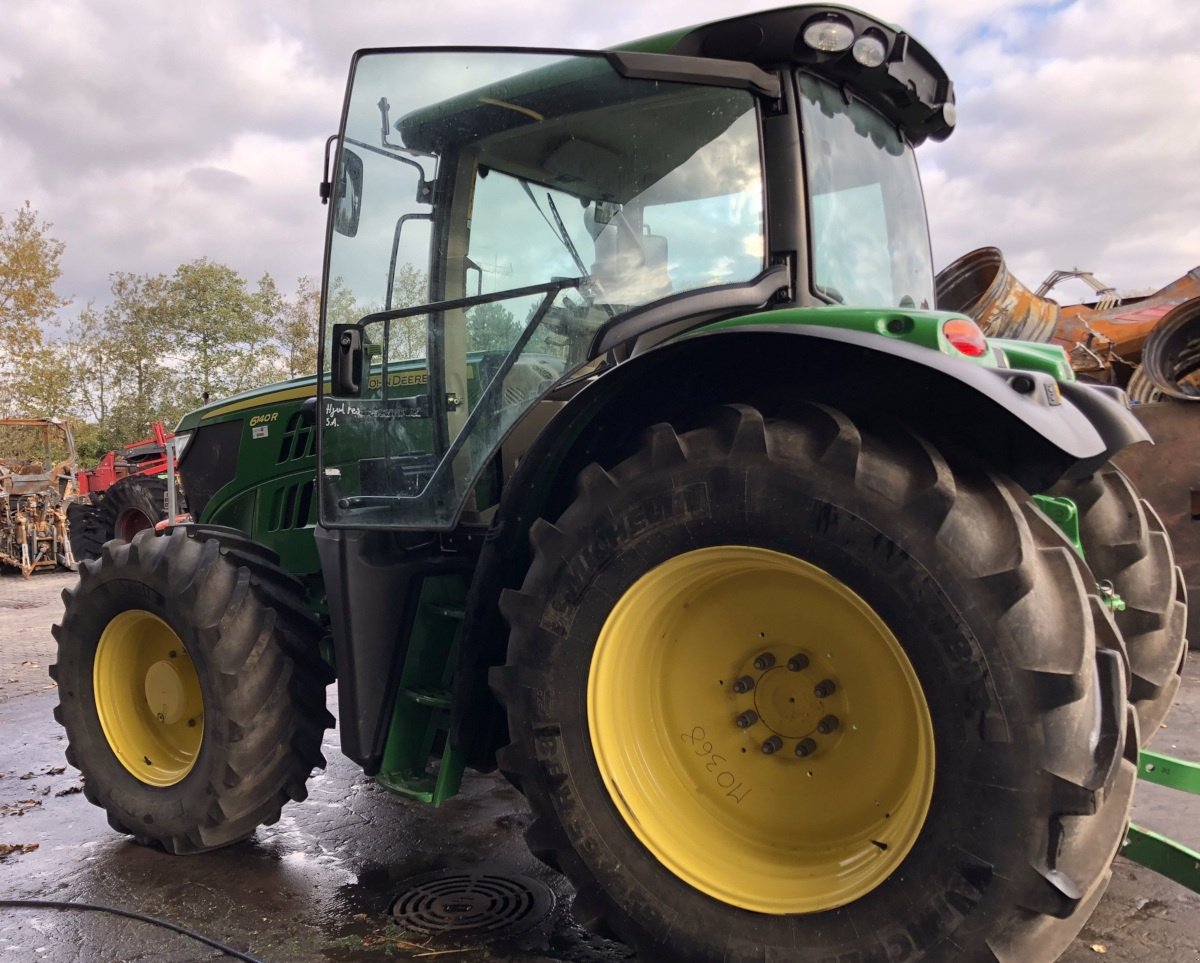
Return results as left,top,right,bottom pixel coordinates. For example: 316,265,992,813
3,568,1200,962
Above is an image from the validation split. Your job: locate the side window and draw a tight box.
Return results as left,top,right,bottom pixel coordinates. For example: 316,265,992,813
322,50,767,530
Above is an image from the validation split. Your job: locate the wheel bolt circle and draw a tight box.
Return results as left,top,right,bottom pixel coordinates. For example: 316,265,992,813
732,675,756,694
814,678,836,698
787,653,809,672
817,714,840,734
753,652,776,671
795,738,817,758
735,710,759,729
761,735,783,755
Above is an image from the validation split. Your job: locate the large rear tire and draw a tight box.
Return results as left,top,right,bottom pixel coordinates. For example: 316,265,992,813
495,404,1136,963
51,526,333,853
98,475,169,545
1049,464,1187,744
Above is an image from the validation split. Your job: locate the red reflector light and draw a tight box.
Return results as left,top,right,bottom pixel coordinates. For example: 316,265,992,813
943,318,988,357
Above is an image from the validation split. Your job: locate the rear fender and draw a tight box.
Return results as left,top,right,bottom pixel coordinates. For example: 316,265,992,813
453,325,1149,766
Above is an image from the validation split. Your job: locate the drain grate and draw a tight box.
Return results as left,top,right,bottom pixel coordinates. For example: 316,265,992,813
390,870,555,939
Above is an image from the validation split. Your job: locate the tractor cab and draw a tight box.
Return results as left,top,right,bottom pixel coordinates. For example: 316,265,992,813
321,50,767,529
318,8,955,532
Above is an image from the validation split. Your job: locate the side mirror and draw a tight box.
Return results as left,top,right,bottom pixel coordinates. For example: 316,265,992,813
333,149,363,237
331,323,365,397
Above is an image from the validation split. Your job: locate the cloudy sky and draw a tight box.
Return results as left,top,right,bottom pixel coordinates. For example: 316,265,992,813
2,0,1197,326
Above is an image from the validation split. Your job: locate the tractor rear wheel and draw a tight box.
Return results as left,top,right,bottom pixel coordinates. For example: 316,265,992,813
495,404,1136,963
1050,464,1187,744
51,526,333,853
98,475,169,545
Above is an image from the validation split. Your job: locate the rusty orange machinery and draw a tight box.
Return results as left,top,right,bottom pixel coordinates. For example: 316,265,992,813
936,248,1199,649
0,417,80,577
935,246,1200,401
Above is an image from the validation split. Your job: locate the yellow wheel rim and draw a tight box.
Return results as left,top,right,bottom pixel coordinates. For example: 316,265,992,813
588,546,934,914
94,610,204,787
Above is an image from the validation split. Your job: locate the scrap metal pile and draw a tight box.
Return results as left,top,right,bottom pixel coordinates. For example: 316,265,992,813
0,418,80,577
936,247,1200,401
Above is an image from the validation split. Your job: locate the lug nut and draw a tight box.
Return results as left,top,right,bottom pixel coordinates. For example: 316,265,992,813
813,679,836,698
735,710,759,729
787,653,810,672
753,652,776,671
795,738,817,758
817,714,840,734
761,735,783,755
732,675,756,694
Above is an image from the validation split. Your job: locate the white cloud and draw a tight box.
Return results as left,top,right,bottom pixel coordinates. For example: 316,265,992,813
0,0,1195,324
922,0,1200,294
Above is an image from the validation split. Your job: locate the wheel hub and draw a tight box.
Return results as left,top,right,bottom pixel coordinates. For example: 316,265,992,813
741,650,845,747
588,545,935,915
94,610,204,787
144,659,187,725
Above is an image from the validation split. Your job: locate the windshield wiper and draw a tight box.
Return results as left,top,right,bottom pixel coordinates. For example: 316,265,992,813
545,193,587,278
518,180,615,319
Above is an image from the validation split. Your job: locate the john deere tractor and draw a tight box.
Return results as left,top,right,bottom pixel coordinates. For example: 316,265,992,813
53,7,1187,961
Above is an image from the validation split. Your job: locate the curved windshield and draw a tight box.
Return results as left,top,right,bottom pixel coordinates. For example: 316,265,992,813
321,50,764,529
798,72,935,309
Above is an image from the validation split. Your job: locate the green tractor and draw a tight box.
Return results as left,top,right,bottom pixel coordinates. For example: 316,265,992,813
52,6,1187,961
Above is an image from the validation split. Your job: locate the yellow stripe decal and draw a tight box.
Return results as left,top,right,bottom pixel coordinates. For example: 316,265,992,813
202,385,316,422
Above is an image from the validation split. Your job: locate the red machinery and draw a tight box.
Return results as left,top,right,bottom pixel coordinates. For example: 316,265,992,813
67,422,173,559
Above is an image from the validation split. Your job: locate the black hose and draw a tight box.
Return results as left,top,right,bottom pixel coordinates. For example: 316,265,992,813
0,899,264,962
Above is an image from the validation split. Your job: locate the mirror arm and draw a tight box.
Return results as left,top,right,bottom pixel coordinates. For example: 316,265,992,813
319,133,338,204
377,98,434,204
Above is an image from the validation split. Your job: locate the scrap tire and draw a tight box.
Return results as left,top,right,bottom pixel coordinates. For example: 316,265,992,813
97,475,168,545
50,525,334,854
1049,464,1187,745
494,404,1137,963
66,499,106,561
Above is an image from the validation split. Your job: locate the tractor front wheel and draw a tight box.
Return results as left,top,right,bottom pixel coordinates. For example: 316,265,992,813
495,404,1136,962
51,526,333,853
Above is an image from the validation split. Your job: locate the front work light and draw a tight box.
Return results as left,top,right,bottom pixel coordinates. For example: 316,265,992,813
852,33,887,67
802,17,854,52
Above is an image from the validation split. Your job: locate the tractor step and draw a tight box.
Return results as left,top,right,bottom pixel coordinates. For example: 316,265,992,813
398,684,453,709
375,575,469,805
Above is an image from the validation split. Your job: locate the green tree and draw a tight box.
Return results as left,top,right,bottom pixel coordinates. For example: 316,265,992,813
167,258,276,405
101,271,177,442
272,275,320,379
467,301,520,352
65,304,118,428
0,202,69,413
13,342,76,419
386,263,429,360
